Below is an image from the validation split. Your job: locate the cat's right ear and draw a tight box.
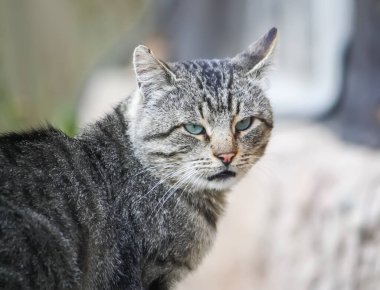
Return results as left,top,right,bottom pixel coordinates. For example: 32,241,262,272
232,27,278,79
133,45,177,99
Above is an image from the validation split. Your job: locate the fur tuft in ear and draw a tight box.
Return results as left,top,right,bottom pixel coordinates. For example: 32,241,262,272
133,45,177,99
232,27,278,78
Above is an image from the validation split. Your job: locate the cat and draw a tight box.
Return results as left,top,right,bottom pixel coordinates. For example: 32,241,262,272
0,27,277,290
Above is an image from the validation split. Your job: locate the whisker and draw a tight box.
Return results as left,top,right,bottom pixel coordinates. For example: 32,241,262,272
191,172,205,193
171,171,202,213
132,166,190,204
150,170,196,219
187,161,213,167
159,170,196,204
187,157,208,162
131,164,175,178
235,155,262,166
159,171,196,208
167,171,204,218
240,153,255,157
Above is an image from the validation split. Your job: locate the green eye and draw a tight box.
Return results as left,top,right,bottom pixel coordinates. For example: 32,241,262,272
184,124,205,135
235,117,253,131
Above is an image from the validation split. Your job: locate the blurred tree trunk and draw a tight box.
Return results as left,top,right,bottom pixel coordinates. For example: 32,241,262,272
336,0,380,147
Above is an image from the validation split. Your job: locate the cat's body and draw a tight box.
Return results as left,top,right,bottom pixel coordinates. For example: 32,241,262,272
0,28,277,289
0,108,216,289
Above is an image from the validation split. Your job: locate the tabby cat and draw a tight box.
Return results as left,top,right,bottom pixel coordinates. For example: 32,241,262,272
0,28,277,290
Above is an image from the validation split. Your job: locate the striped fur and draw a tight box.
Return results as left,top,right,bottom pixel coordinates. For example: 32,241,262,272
0,28,277,289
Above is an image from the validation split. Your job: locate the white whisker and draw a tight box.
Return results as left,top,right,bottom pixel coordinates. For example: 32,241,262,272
158,170,195,206
171,172,202,213
130,162,182,178
133,166,190,204
149,170,197,220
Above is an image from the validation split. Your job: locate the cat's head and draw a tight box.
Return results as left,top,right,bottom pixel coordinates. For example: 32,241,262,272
127,28,277,192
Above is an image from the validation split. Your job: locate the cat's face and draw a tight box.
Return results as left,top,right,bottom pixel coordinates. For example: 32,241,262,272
128,28,277,192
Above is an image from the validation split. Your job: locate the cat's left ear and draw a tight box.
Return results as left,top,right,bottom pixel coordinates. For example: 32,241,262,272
133,45,177,99
232,27,278,78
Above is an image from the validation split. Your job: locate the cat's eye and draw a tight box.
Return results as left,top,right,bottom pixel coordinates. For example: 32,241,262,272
184,124,205,135
235,117,253,131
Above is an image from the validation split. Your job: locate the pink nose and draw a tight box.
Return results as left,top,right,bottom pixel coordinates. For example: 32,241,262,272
217,152,236,166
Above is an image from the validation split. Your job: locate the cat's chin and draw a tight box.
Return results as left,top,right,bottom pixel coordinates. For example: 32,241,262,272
193,175,240,192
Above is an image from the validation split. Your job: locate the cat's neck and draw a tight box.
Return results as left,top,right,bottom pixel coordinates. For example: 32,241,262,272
78,104,142,192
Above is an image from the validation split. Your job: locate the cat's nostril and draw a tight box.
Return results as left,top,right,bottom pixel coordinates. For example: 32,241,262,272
216,152,236,166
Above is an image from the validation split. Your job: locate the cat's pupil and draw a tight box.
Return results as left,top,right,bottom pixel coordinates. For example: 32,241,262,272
235,117,253,131
184,124,205,135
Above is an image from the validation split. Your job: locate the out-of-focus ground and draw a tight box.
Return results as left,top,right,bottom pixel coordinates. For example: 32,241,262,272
177,121,380,290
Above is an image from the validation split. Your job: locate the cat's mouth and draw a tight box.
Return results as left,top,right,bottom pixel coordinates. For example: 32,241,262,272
207,170,236,181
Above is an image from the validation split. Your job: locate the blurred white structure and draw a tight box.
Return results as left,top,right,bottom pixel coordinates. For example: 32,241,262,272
78,0,354,125
165,0,354,117
77,68,135,126
239,0,353,117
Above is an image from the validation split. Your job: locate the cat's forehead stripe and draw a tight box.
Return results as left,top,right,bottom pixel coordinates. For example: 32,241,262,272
226,92,232,112
196,60,224,92
177,59,238,115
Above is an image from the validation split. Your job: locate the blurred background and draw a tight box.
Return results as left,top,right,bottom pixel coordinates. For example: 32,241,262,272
1,0,380,289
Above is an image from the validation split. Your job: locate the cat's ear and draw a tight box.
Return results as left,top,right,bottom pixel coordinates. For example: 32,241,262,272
133,45,177,99
232,27,278,78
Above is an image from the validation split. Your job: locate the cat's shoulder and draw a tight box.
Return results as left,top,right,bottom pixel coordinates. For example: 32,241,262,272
0,126,70,146
0,126,77,166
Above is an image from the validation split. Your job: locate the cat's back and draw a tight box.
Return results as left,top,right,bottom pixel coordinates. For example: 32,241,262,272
0,126,103,223
0,127,90,195
0,128,87,289
1,127,75,175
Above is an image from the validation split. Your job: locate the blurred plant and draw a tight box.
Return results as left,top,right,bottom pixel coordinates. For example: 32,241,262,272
0,0,146,134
